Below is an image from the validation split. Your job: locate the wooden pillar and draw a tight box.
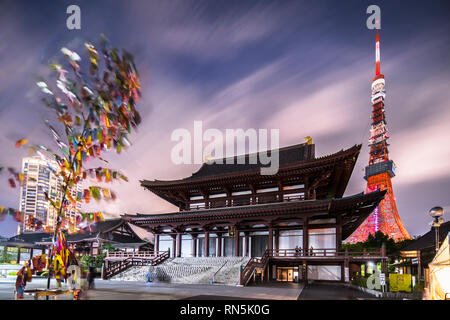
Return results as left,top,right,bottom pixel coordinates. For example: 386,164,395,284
275,230,279,251
234,229,240,257
154,234,159,253
381,245,387,274
303,218,309,255
303,260,308,283
222,237,226,257
176,233,182,257
342,259,350,283
336,215,342,252
305,177,309,199
204,231,210,257
16,247,21,263
192,235,197,257
268,227,274,252
244,232,249,257
171,235,177,258
217,234,222,257
417,250,422,281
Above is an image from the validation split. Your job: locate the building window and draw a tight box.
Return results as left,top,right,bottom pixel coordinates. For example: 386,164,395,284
307,265,341,281
256,187,278,193
158,235,173,253
209,193,226,198
189,202,205,209
283,192,305,201
278,230,303,250
308,228,336,253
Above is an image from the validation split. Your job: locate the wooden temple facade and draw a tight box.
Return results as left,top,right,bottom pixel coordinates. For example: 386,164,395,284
123,143,388,283
37,219,153,258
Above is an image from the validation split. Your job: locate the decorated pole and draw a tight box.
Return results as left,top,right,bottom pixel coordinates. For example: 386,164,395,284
1,34,144,298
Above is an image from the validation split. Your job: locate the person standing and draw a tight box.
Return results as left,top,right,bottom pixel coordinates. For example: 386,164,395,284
146,271,152,285
14,265,29,300
87,266,95,289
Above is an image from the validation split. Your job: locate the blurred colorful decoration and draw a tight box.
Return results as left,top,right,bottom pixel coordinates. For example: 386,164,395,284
31,254,47,273
52,231,78,287
1,167,26,189
2,35,143,293
0,208,47,230
0,207,25,223
15,139,28,148
27,215,44,230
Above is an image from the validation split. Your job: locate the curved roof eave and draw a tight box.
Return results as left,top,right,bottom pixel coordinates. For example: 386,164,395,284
141,144,361,188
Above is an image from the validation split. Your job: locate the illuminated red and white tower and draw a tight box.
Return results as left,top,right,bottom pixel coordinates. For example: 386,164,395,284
346,30,411,243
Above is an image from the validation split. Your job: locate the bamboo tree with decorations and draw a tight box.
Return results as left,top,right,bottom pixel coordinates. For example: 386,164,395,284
7,35,143,292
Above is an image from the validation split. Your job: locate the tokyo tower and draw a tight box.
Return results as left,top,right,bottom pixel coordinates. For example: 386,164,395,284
346,30,411,243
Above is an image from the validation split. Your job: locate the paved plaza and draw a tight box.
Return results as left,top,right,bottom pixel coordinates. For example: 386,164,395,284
0,278,381,300
298,283,377,300
0,278,304,300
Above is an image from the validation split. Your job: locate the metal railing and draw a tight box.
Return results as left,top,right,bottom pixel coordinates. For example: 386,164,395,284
240,250,271,286
103,250,170,279
239,247,386,286
270,248,338,257
212,261,228,283
105,251,160,261
268,248,384,257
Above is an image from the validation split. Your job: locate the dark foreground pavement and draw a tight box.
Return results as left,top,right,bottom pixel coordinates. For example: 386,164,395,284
0,278,303,300
298,282,377,300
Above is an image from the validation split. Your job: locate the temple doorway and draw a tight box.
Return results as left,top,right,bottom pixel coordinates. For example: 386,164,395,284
276,267,299,282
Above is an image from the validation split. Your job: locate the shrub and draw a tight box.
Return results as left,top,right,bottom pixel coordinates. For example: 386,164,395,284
412,280,425,299
352,277,367,288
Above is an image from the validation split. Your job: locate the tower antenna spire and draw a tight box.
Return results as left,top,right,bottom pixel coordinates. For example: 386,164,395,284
375,24,381,77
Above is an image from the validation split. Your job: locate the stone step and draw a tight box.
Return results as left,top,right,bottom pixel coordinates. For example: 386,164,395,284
111,257,251,285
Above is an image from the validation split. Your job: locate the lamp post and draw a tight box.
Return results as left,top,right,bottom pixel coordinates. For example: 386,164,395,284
428,207,444,252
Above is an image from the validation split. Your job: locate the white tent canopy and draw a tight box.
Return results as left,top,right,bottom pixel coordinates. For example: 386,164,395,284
426,232,450,300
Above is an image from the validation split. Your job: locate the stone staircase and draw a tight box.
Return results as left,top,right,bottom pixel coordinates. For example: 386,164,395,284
111,257,251,286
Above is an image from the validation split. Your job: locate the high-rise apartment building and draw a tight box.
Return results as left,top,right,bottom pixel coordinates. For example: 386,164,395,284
17,157,82,234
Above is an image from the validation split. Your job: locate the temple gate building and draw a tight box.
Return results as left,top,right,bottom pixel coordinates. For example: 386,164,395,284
122,142,388,284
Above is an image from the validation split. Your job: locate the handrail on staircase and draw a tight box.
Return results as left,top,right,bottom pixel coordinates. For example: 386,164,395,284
212,261,228,283
103,250,170,279
239,249,270,286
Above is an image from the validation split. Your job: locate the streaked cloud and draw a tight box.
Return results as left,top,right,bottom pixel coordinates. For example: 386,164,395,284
0,0,449,238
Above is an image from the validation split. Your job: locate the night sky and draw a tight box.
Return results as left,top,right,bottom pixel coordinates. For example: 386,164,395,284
0,0,449,238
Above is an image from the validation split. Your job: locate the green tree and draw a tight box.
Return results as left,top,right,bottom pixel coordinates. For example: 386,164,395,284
80,254,96,271
342,231,413,255
101,243,117,253
0,248,14,263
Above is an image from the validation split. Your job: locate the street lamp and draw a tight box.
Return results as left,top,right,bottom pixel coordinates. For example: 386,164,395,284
428,206,444,252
